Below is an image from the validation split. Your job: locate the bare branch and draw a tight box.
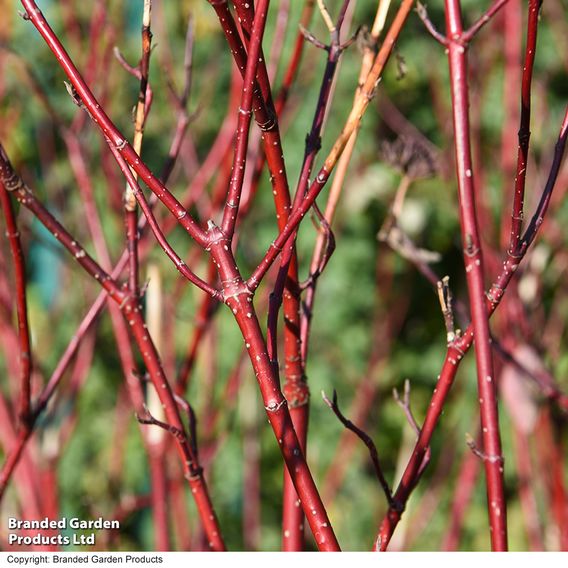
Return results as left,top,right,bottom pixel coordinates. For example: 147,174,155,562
322,389,394,507
465,433,505,465
462,0,511,43
437,276,456,345
393,380,421,437
415,2,449,46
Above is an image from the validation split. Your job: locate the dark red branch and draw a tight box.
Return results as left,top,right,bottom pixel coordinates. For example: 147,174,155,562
507,0,540,256
20,0,208,248
0,147,226,551
221,0,271,238
375,106,568,549
206,223,340,550
0,176,32,427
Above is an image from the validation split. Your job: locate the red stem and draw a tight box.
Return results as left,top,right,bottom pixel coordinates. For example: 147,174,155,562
126,209,139,294
207,224,340,550
375,107,568,549
507,0,540,255
175,260,219,393
20,0,208,248
108,146,221,299
218,0,318,550
444,0,507,550
169,471,193,550
0,428,31,501
0,178,32,426
0,150,226,551
461,0,511,43
536,409,568,550
266,0,291,82
239,0,315,221
207,0,292,229
275,0,315,113
277,1,352,547
0,396,42,520
221,0,271,238
0,40,200,501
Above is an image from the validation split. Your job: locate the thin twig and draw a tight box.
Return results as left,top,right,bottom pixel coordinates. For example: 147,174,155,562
137,406,189,450
393,380,431,480
316,0,336,34
415,2,449,46
465,432,505,464
437,277,456,345
247,0,416,291
462,0,511,43
393,380,420,437
20,0,209,248
107,135,221,300
322,389,395,507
